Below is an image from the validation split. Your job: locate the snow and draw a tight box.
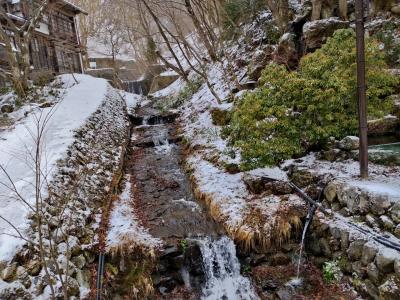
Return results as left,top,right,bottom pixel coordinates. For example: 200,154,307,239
106,175,162,252
87,37,135,61
119,90,142,111
0,74,109,262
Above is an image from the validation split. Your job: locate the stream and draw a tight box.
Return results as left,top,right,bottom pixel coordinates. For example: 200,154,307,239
125,105,259,299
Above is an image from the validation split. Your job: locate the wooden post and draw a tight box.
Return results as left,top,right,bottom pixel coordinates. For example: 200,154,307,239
355,0,369,178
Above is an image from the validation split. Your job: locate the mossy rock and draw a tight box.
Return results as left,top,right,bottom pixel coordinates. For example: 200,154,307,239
211,108,231,126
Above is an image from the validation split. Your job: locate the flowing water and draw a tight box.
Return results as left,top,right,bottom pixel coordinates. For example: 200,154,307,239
128,107,259,299
197,236,259,300
296,205,317,279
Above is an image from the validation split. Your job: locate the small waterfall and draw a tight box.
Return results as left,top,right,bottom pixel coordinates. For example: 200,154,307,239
296,205,317,279
197,236,259,300
124,80,144,95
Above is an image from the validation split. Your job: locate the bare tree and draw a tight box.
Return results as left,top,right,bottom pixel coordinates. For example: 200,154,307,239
0,0,50,98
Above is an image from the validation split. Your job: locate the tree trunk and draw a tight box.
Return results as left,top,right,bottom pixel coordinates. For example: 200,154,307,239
311,0,322,20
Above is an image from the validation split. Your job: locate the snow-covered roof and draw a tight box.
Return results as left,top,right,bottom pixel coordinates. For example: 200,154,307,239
57,0,87,15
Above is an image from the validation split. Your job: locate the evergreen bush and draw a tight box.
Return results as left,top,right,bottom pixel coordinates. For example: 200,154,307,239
227,29,399,169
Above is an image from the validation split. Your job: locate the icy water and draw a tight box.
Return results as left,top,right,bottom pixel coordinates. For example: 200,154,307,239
198,236,259,300
128,107,259,299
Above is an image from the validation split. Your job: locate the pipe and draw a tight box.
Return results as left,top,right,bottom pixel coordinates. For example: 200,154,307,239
96,253,105,300
355,0,369,178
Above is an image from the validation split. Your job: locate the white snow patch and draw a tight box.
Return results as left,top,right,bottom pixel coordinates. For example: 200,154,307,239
0,74,109,262
106,175,162,251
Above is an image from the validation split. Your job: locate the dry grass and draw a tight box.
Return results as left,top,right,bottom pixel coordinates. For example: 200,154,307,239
191,172,307,253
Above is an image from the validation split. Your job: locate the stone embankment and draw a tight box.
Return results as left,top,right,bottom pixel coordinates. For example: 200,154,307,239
0,87,130,299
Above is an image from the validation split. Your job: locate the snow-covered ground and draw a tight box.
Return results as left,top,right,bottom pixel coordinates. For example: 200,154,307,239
106,175,162,254
0,74,110,262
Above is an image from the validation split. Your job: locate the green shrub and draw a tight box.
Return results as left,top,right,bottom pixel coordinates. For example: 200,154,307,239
227,29,398,169
323,261,341,283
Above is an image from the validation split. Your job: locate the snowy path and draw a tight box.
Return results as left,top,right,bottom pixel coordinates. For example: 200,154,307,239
0,74,109,262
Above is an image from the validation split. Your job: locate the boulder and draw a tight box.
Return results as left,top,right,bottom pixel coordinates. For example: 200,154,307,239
367,262,381,285
1,263,17,282
338,136,359,151
1,104,14,113
392,5,400,15
376,248,397,274
370,194,391,216
390,203,400,224
274,33,299,69
26,259,42,276
348,240,366,260
395,224,400,238
324,181,339,202
380,215,395,230
303,18,349,51
368,115,399,136
362,242,378,265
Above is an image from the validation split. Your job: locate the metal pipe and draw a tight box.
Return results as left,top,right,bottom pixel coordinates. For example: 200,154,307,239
96,253,105,300
355,0,369,178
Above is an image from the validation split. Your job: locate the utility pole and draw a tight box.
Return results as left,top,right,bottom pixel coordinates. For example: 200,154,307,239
355,0,369,178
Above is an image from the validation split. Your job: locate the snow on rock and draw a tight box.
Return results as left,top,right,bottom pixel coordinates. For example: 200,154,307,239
106,175,162,254
0,74,131,298
0,74,109,262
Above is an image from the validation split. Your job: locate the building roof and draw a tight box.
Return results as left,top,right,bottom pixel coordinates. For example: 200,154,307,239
56,0,88,15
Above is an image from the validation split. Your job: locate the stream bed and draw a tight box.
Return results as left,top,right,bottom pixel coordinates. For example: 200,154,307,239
125,106,259,299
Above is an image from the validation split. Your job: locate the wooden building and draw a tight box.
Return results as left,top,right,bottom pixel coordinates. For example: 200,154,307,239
0,0,86,77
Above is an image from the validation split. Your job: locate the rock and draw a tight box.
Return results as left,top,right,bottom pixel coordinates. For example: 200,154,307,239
378,275,400,300
274,33,298,69
362,242,378,266
340,230,350,250
348,240,366,260
319,238,332,257
338,136,360,151
1,263,17,282
352,261,366,278
71,254,86,269
75,269,91,288
276,286,294,300
394,260,400,274
359,192,370,214
210,108,231,126
322,148,341,162
269,253,291,266
366,214,380,229
307,235,322,255
376,249,397,274
242,168,289,194
391,5,400,15
290,169,318,188
395,224,400,238
303,18,349,51
370,194,391,216
368,115,399,136
324,181,339,203
65,277,80,297
184,243,204,276
225,163,240,174
364,279,379,300
26,259,41,276
390,203,400,224
1,104,14,113
367,262,381,285
16,266,31,289
380,215,395,230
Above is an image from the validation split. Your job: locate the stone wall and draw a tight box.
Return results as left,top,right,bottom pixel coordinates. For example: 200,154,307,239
0,87,131,299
